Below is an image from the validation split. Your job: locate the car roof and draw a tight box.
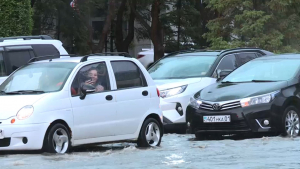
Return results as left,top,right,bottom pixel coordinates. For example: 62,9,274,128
174,51,220,57
254,53,300,60
0,39,63,47
33,56,132,64
163,48,269,58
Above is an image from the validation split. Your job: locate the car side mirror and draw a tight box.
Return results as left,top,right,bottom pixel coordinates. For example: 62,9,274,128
80,84,96,100
217,69,232,81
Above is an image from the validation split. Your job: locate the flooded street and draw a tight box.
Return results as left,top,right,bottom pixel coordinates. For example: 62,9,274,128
1,134,300,169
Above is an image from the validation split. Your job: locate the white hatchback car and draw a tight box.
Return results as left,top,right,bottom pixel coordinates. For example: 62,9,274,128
0,54,163,153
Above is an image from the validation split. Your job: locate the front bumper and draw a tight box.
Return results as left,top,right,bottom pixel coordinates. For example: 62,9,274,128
0,123,49,151
186,103,279,135
160,95,190,125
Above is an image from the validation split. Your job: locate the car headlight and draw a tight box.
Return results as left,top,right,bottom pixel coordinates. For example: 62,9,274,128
160,85,187,98
17,105,34,120
240,91,279,107
189,96,202,109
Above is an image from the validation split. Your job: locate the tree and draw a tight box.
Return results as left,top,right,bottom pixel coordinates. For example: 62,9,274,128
114,0,136,53
130,0,165,61
0,0,33,37
204,0,300,53
95,0,117,52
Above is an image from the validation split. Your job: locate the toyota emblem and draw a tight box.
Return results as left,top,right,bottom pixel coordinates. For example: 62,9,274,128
212,103,221,110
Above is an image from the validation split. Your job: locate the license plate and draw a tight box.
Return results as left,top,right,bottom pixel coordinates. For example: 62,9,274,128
203,115,231,123
0,129,3,139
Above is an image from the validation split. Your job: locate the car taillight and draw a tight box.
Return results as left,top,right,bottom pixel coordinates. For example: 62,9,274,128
157,88,160,97
137,54,145,59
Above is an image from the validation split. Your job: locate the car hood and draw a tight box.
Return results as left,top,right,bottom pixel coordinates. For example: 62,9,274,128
200,81,288,102
0,94,48,120
154,78,203,90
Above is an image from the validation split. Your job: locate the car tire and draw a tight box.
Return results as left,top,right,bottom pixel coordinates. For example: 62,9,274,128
43,123,71,154
282,105,300,137
137,118,162,147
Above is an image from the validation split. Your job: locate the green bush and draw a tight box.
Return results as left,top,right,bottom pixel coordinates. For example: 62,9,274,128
0,0,32,37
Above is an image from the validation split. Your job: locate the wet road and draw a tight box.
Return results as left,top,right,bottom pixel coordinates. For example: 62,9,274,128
1,134,300,169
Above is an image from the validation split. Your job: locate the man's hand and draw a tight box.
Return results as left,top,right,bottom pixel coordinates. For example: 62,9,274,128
95,85,104,92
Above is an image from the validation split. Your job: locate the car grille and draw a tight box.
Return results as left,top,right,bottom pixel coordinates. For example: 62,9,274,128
196,121,249,130
200,101,241,111
0,138,10,147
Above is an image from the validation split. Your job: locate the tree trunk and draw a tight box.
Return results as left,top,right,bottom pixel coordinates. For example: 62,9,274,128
115,0,136,53
151,0,164,61
96,0,116,53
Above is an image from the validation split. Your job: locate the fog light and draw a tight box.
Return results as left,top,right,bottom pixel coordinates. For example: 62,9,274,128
22,137,28,144
178,107,183,111
264,120,269,126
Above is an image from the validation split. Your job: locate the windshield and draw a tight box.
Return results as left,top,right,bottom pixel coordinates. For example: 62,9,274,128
148,55,217,79
0,62,77,93
223,59,300,82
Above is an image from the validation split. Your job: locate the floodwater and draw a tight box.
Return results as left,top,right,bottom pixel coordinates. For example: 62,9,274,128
1,134,300,169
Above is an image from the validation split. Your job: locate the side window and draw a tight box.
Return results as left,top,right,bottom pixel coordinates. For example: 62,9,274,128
216,54,236,71
0,51,6,77
71,62,110,96
5,49,35,73
111,61,147,89
32,44,60,58
235,53,257,67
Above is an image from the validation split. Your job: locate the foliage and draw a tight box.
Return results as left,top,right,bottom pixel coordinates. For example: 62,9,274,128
205,0,300,53
0,0,33,37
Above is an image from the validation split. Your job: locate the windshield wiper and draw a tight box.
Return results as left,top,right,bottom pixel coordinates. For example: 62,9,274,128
5,90,45,94
251,80,278,82
221,81,234,83
0,90,7,95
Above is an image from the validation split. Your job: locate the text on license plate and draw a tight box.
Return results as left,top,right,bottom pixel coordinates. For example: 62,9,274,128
203,115,231,123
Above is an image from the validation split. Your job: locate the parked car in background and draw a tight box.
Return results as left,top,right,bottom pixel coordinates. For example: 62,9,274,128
137,49,167,68
187,54,300,139
0,53,163,153
0,35,69,84
148,48,273,133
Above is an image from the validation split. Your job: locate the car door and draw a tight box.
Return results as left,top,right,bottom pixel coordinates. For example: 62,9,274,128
70,61,117,140
110,61,151,136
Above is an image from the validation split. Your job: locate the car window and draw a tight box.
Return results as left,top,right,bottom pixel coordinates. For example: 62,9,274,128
149,55,217,79
6,50,35,73
216,54,236,71
111,61,147,89
71,62,111,96
32,44,60,58
235,53,257,67
223,59,300,82
0,52,6,77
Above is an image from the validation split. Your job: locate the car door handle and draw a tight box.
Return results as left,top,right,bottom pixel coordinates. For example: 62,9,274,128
142,90,148,96
106,95,113,101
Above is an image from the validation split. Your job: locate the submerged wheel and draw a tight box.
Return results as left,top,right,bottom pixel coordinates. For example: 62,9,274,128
283,106,300,137
43,123,71,154
137,118,162,147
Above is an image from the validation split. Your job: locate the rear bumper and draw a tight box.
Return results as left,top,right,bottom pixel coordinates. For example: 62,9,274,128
0,123,49,151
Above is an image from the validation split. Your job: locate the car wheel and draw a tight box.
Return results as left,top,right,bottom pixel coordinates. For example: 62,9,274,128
43,123,71,154
137,118,162,147
282,106,300,137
